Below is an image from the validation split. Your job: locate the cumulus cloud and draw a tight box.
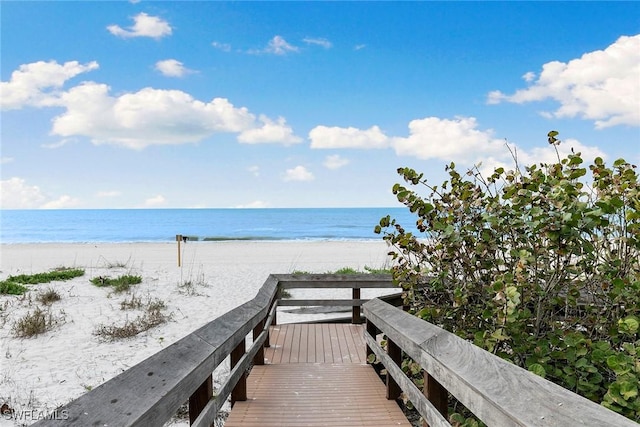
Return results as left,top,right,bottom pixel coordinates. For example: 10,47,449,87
235,200,269,208
250,36,298,55
284,166,314,182
309,125,390,149
0,60,98,110
0,177,78,209
107,13,172,39
49,84,256,149
303,37,332,49
487,34,640,128
323,154,349,169
144,194,167,207
212,41,231,52
392,116,505,162
3,60,296,149
155,59,193,77
238,116,302,145
41,195,81,209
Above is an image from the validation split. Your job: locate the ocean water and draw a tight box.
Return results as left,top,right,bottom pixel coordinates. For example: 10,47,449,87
0,208,417,243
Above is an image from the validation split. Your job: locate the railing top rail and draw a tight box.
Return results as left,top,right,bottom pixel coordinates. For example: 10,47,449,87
363,298,637,427
274,273,394,289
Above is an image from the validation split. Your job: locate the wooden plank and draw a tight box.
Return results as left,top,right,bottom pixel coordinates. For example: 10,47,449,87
315,324,325,363
265,324,365,365
225,364,412,427
363,298,638,427
306,323,317,363
278,299,369,307
322,323,335,363
274,273,394,289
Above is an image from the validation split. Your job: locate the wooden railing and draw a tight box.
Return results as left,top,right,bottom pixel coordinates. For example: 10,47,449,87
32,274,394,427
363,298,638,427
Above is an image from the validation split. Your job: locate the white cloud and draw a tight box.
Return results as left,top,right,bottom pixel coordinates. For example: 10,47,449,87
248,166,260,177
212,41,231,52
284,166,314,182
155,59,193,77
0,177,46,209
0,157,14,164
309,125,390,149
303,37,332,49
0,177,78,209
41,195,81,209
323,154,349,169
107,13,172,39
144,194,167,207
235,200,269,208
50,84,257,149
4,60,297,150
252,35,298,55
354,44,366,51
0,60,98,110
488,34,640,128
238,116,302,145
518,138,607,167
392,116,505,162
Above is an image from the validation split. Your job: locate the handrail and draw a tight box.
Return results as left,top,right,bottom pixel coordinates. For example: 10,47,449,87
363,298,637,427
32,274,394,426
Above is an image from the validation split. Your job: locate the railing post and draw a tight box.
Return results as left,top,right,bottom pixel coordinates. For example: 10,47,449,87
189,375,213,425
423,372,448,427
386,338,402,400
366,318,384,376
352,287,361,324
230,338,247,406
253,319,265,365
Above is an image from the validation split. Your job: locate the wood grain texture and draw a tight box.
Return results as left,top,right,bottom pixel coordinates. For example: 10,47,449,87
363,298,638,427
225,364,412,427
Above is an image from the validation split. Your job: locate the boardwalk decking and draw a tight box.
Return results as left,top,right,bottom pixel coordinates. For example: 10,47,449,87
225,324,412,427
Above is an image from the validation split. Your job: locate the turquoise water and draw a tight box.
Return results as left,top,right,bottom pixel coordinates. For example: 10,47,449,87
0,208,416,243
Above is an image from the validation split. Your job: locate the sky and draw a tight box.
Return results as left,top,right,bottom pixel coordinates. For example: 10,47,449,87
1,1,639,210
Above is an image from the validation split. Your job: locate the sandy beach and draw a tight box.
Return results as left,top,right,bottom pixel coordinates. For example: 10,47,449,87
0,241,395,426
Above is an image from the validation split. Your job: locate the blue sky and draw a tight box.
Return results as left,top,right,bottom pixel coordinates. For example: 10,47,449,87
1,1,639,209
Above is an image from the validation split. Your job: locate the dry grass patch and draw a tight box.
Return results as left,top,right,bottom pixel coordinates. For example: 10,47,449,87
12,307,64,338
94,298,170,341
36,288,62,305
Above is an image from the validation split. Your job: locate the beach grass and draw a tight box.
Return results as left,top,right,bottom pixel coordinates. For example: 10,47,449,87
0,268,84,295
90,274,142,293
12,307,63,338
94,297,170,341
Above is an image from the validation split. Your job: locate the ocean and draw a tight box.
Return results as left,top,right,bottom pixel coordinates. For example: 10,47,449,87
0,208,417,243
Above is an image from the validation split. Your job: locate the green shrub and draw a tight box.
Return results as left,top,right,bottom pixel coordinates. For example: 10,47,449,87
377,133,639,422
0,268,84,295
91,275,142,293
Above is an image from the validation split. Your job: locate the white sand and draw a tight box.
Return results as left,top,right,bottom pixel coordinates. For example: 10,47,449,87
0,241,395,426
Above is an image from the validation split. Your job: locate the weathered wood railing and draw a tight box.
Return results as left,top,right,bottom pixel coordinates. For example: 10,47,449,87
363,298,638,427
33,274,394,427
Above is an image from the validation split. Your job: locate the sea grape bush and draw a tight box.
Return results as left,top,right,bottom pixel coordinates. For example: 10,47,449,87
375,132,639,421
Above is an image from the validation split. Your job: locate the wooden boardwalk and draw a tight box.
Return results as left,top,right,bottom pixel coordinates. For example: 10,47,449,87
225,324,412,427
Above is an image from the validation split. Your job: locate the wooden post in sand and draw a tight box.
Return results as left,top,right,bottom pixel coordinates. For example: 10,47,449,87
176,234,182,267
